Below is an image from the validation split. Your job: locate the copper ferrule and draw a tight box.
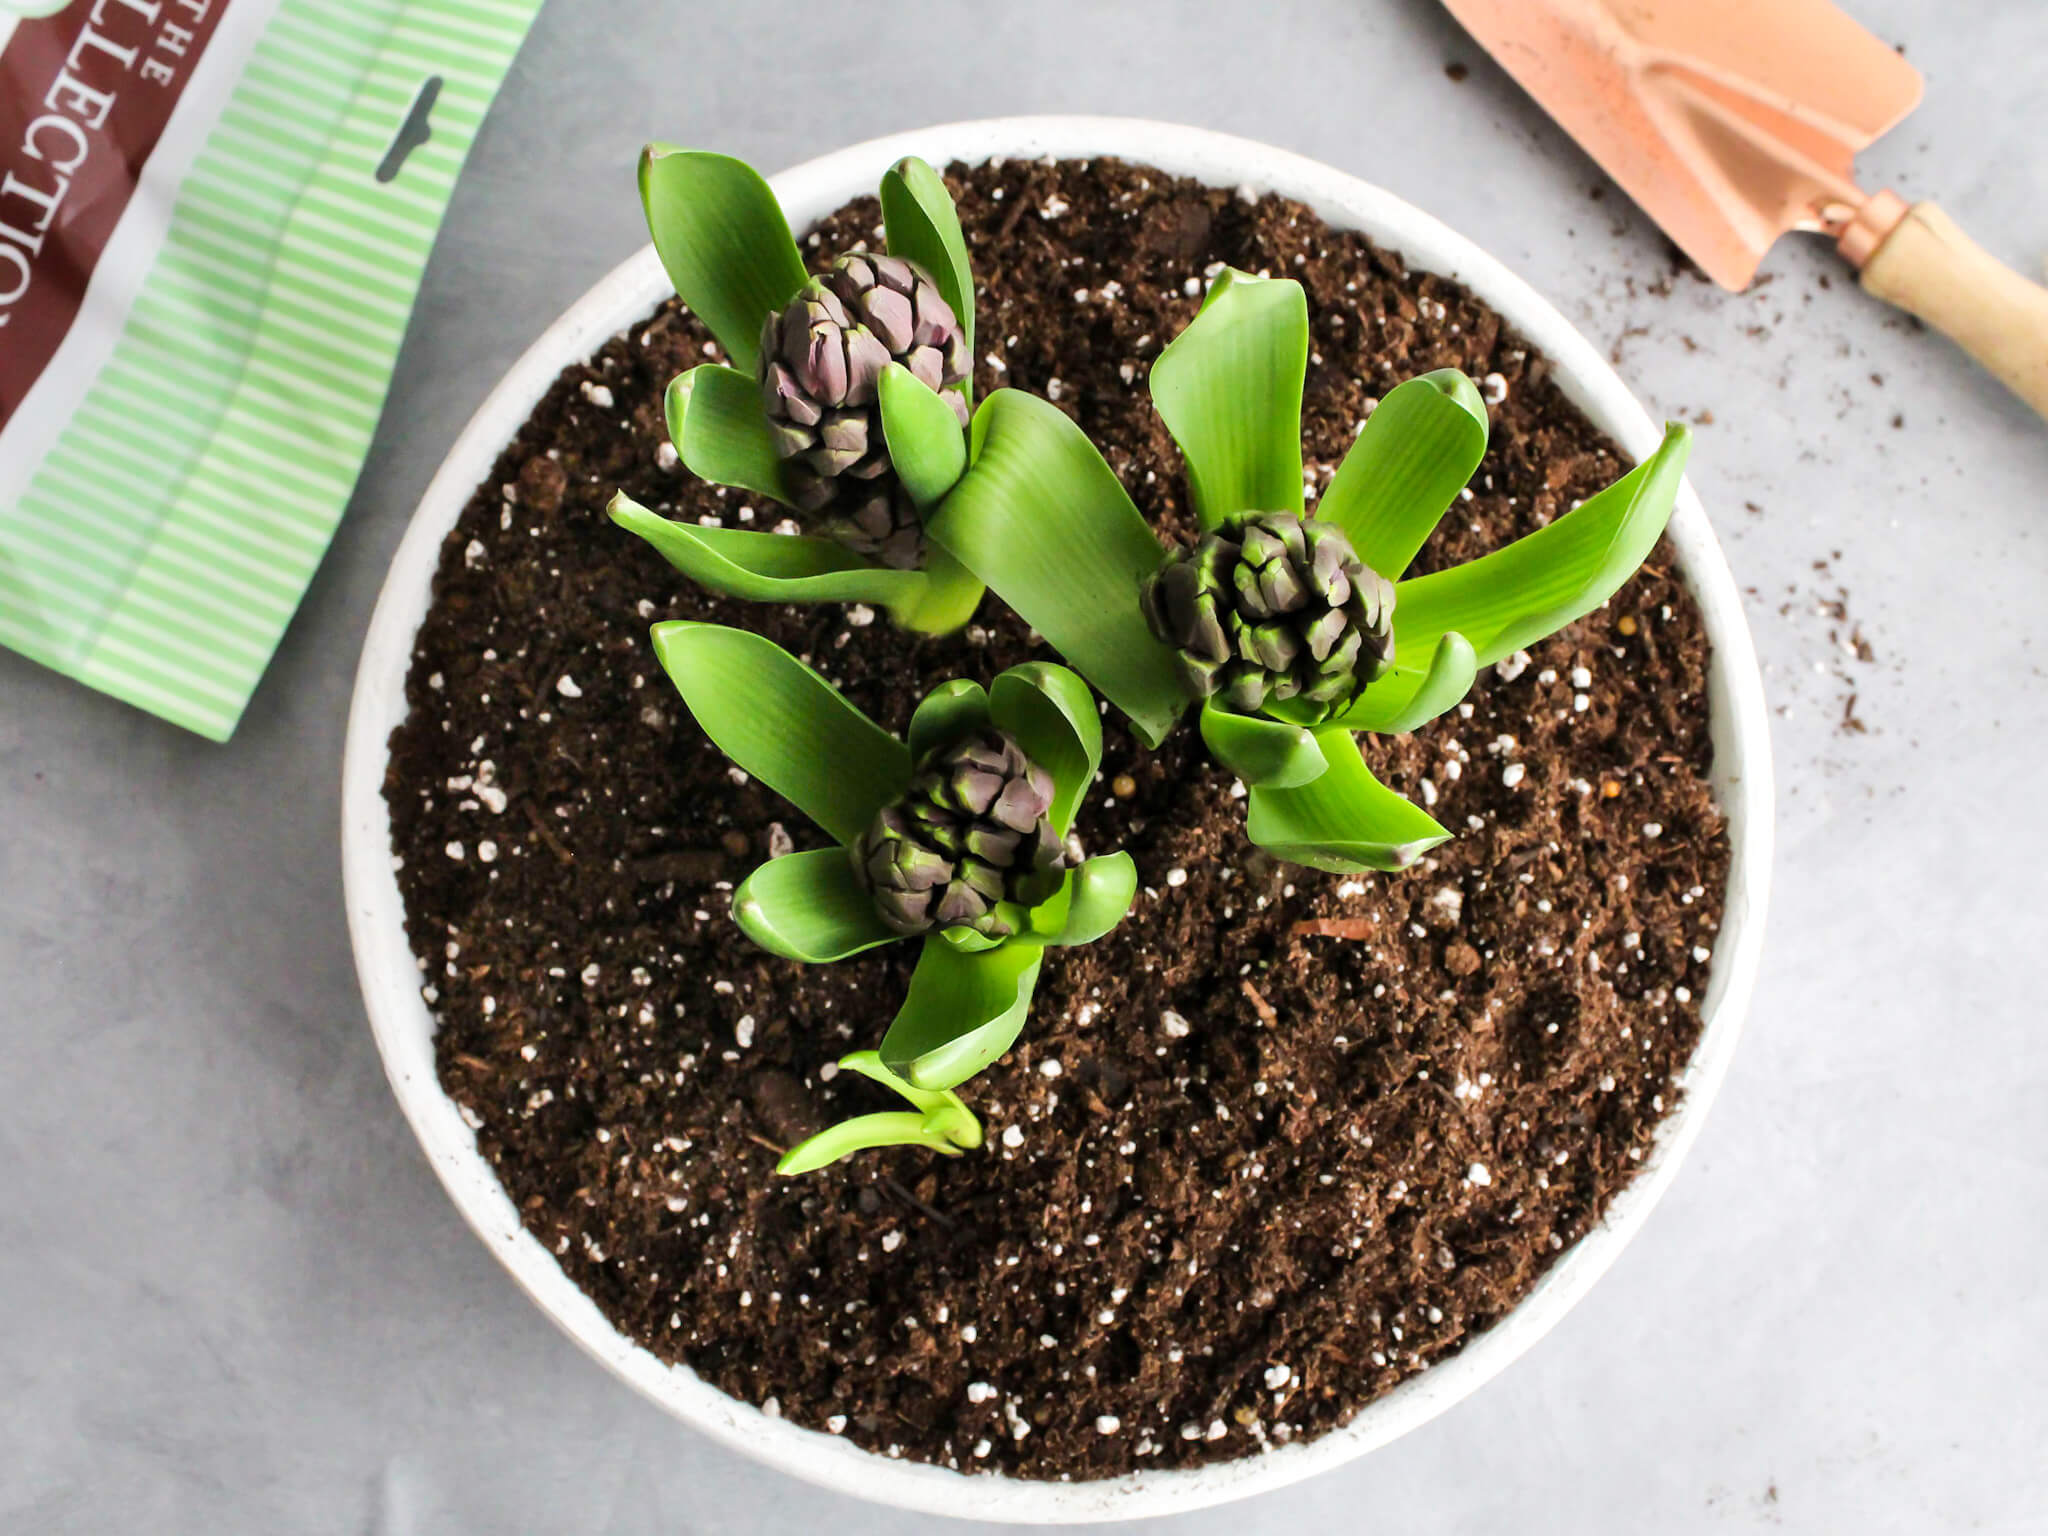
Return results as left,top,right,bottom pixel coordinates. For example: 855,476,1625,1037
1834,189,1910,269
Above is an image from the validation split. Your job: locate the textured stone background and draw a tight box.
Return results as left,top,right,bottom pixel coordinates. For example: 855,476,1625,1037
5,1,2044,1530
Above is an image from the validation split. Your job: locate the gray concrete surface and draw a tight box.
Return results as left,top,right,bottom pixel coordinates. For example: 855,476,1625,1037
5,1,2046,1531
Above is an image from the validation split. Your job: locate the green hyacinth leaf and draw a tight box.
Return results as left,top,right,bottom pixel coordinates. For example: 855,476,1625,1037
989,661,1102,837
649,621,910,846
879,937,1044,1091
775,1110,969,1175
895,544,986,635
665,366,793,507
1199,700,1330,789
1245,728,1451,874
1331,631,1479,735
1319,369,1490,577
920,1098,984,1151
1149,269,1309,529
732,849,898,964
937,924,1011,956
1028,853,1139,947
1392,423,1692,668
639,145,808,375
880,155,975,389
928,390,1185,748
775,1051,983,1174
610,493,962,632
908,678,991,762
877,362,969,510
834,1049,959,1114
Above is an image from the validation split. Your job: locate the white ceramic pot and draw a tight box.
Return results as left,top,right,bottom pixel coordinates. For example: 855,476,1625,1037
343,116,1774,1523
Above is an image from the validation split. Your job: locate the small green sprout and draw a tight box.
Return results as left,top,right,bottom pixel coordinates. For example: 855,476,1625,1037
611,149,984,633
927,268,1693,874
648,623,1137,1168
776,1052,982,1175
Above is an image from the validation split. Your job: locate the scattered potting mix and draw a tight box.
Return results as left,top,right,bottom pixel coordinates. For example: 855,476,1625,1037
386,154,1729,1478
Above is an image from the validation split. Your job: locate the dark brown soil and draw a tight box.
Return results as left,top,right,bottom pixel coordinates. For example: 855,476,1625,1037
386,157,1729,1479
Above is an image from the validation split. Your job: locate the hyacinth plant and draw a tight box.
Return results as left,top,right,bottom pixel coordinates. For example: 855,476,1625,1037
648,623,1136,1172
609,149,984,632
927,269,1693,873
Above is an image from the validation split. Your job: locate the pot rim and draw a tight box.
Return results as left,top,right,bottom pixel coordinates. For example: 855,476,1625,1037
342,115,1774,1523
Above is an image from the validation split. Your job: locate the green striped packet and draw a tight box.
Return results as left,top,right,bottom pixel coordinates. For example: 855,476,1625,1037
0,0,542,739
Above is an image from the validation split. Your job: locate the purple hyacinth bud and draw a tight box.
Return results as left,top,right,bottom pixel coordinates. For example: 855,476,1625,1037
819,412,869,456
801,324,847,404
761,361,822,429
869,253,916,292
844,327,893,404
860,285,915,352
850,726,1068,940
903,344,946,393
950,764,1004,817
767,420,815,460
756,251,972,567
1137,510,1396,723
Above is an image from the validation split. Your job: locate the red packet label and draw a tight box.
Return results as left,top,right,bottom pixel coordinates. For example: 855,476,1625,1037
0,0,229,424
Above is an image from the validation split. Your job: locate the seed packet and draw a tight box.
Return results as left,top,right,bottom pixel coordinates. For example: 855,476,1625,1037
0,0,542,738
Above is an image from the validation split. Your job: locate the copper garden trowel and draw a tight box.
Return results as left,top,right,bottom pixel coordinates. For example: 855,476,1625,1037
1441,0,2048,419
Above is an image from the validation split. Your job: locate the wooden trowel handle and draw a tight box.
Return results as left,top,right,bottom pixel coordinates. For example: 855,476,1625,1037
1853,201,2048,420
